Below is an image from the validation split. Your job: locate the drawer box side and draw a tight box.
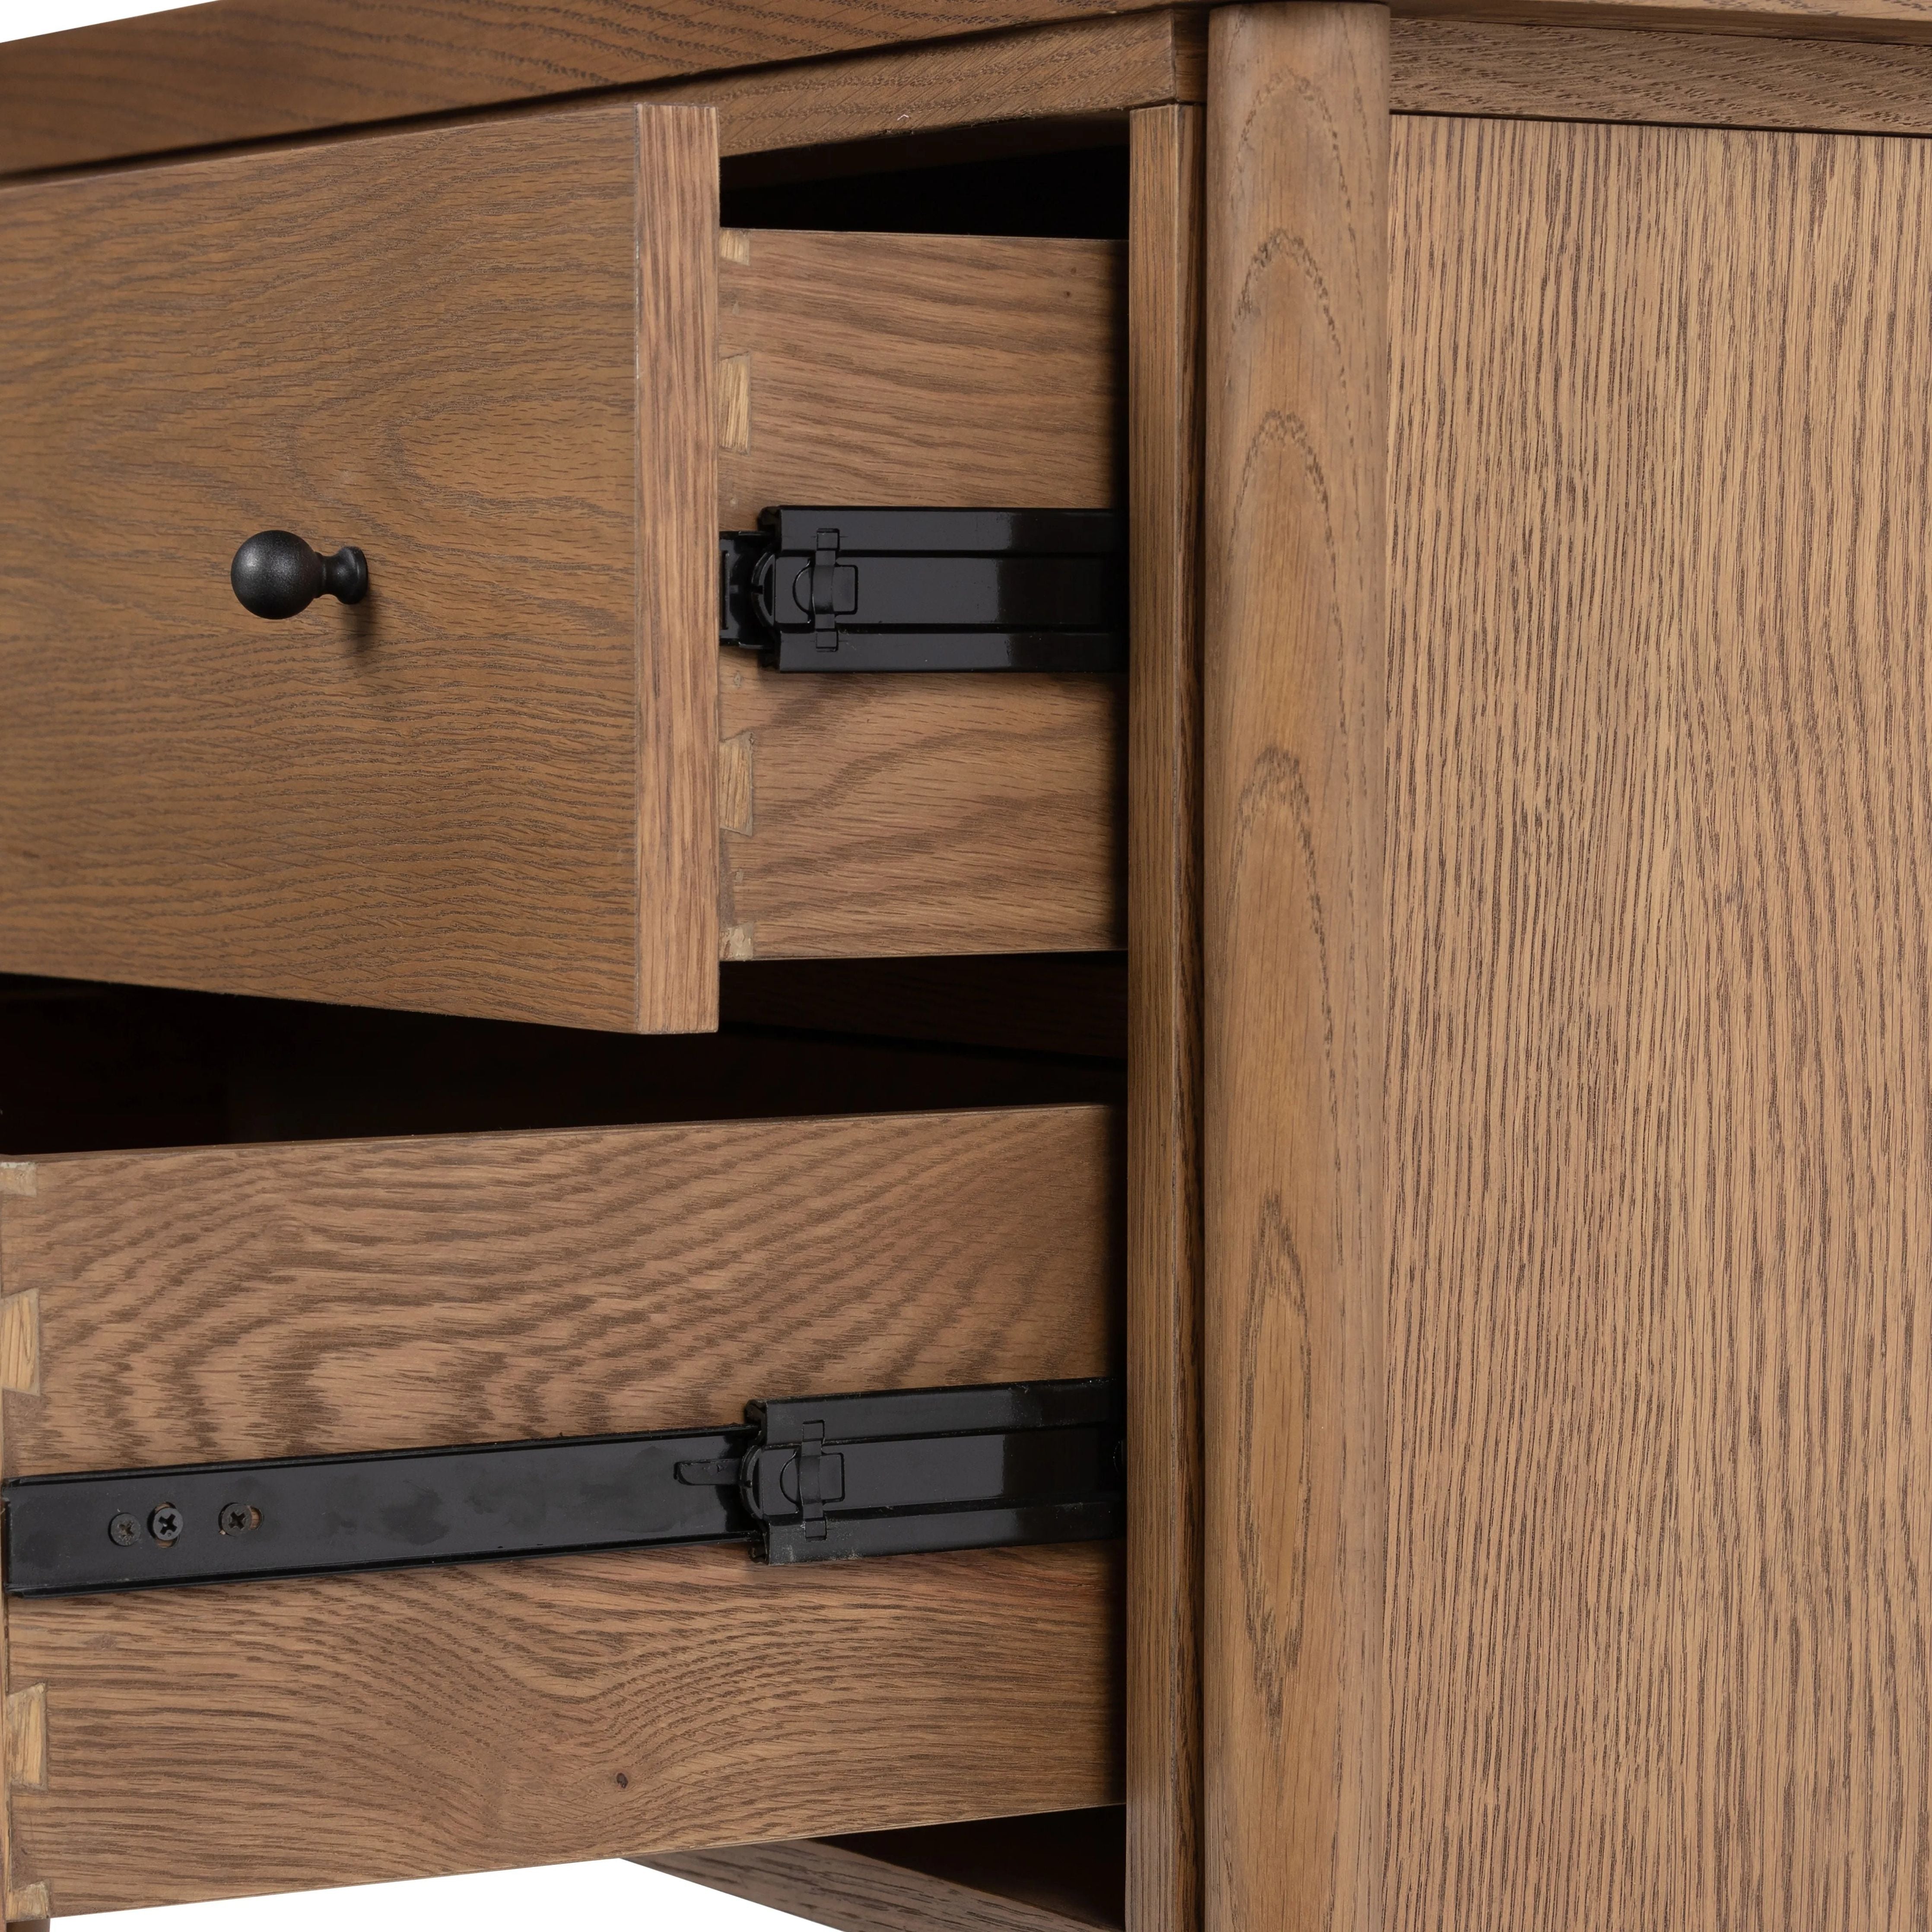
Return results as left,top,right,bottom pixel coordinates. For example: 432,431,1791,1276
7,1541,1121,1917
2,1107,1120,1476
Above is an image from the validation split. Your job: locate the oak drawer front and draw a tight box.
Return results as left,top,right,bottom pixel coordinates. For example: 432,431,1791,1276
0,104,720,1036
0,1106,1121,1918
0,119,1126,1033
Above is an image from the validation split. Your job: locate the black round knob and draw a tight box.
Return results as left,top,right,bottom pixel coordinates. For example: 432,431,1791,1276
230,531,369,620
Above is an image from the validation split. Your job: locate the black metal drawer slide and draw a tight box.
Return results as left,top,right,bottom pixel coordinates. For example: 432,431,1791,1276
720,507,1126,672
4,1377,1123,1596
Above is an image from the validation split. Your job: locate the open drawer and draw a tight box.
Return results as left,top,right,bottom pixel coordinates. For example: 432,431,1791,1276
0,1104,1122,1919
0,105,1122,1036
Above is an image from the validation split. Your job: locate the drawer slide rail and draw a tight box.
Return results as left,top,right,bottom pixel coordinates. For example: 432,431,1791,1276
720,507,1125,672
3,1377,1121,1596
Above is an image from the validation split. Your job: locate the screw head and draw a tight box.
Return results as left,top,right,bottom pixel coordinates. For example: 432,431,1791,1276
218,1502,260,1536
108,1513,140,1547
149,1504,182,1544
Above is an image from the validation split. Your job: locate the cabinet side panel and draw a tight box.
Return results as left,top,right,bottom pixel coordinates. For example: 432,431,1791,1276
1388,111,1932,1928
1386,111,1687,1931
1675,121,1932,1932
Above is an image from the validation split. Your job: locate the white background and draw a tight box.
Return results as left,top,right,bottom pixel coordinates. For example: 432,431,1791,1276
0,2,810,1926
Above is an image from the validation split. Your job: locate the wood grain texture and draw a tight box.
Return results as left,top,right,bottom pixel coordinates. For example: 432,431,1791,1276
0,105,717,1034
638,108,722,1031
1390,14,1932,131
0,2,1202,179
0,1304,34,1402
8,1540,1120,1916
644,1810,1125,1932
1394,0,1932,43
1387,128,1681,1932
0,1107,1117,1473
718,664,1125,960
717,229,1122,528
652,12,1205,156
0,1576,25,1924
1,1694,42,1799
1125,104,1203,1932
23,0,1932,184
0,1104,1121,1911
714,224,1124,964
1675,127,1932,1929
1386,111,1932,1929
1202,13,1387,1932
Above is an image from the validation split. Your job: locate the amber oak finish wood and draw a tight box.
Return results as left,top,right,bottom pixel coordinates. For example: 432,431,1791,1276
1385,114,1682,1929
0,104,718,1036
0,3,1200,179
0,1590,39,1929
6,1542,1119,1917
642,1809,1125,1932
1203,13,1387,1932
714,223,1124,964
640,110,724,1031
1125,103,1203,1932
718,666,1125,960
0,1108,1117,1472
1394,0,1932,38
1387,111,1932,1929
717,229,1122,527
1389,15,1932,131
0,184,1127,1020
0,1105,1119,1913
650,13,1204,156
21,0,1932,183
1671,127,1932,1923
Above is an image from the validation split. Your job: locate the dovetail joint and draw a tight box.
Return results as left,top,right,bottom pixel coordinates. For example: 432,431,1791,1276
5,1684,46,1794
717,353,752,454
0,1295,38,1399
718,731,755,836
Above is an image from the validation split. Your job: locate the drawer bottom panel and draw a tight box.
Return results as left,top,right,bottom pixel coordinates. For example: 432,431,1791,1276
4,1540,1120,1919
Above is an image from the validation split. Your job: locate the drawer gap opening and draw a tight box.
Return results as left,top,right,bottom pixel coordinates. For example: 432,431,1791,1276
0,955,1122,1156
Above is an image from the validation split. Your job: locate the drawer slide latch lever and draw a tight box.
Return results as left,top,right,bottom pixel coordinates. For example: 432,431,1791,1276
719,506,1125,673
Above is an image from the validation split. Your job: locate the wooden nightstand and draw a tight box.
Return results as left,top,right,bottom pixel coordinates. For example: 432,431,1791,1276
4,5,1930,1930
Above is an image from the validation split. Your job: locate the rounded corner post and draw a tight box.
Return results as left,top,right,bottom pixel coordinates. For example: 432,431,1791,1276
1203,10,1390,1932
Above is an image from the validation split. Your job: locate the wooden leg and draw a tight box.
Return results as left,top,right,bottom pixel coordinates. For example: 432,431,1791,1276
1128,102,1206,1932
1202,11,1389,1932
